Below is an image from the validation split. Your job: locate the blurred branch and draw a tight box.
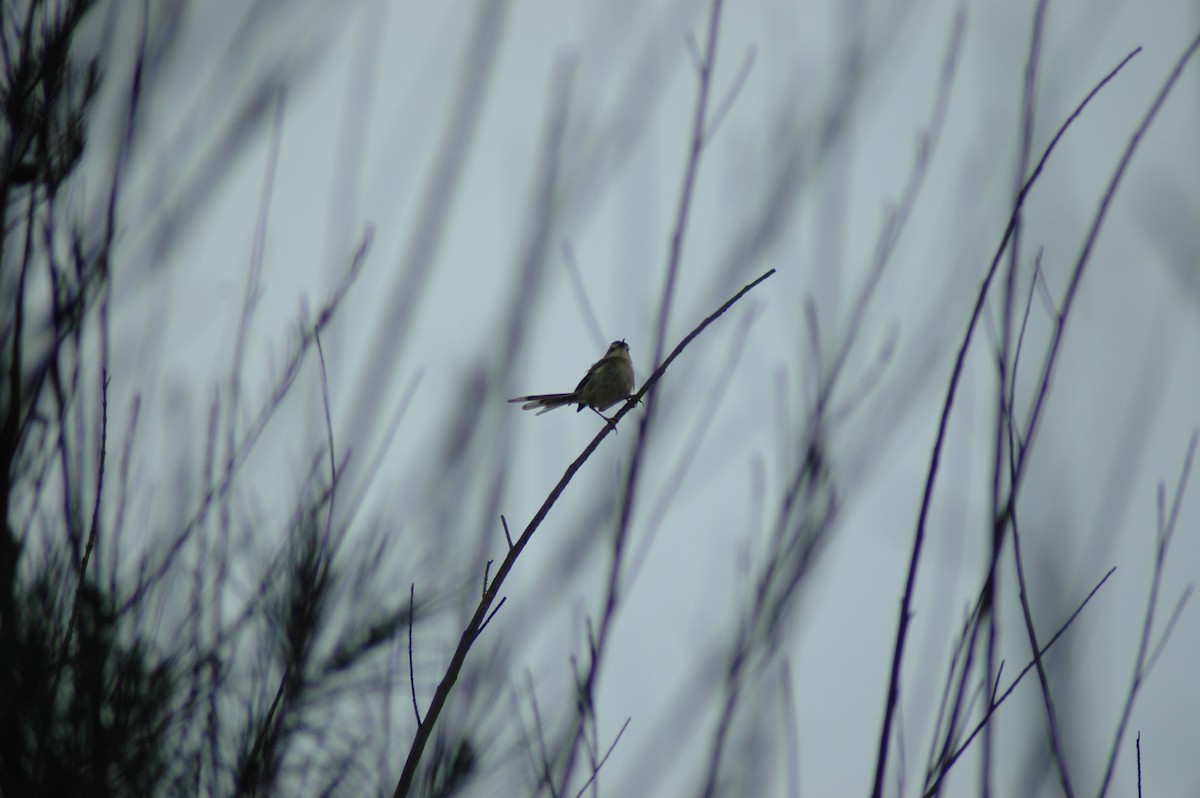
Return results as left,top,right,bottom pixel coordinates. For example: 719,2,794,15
562,242,606,354
60,369,108,667
348,0,509,437
649,0,725,372
558,2,728,791
1097,431,1198,798
822,5,964,413
118,231,372,614
572,716,630,798
522,669,556,797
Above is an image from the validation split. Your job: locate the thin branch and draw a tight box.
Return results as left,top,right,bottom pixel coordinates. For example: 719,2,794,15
922,566,1116,797
118,231,371,614
573,718,631,798
703,46,756,142
1097,431,1198,798
109,393,141,594
561,242,606,354
525,670,558,798
409,583,422,726
392,267,774,797
61,368,109,666
1136,733,1142,798
924,599,983,785
1143,585,1193,678
824,4,965,410
626,310,754,588
314,327,337,545
1009,505,1073,796
649,0,725,372
477,596,507,637
1008,248,1044,427
985,4,1053,792
558,3,728,789
870,45,1142,798
348,0,508,435
501,514,513,549
1016,34,1200,479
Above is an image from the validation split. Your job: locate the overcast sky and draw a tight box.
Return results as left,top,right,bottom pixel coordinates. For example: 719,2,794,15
103,0,1200,794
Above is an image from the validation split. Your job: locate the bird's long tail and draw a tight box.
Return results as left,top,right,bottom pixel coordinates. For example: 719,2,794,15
508,393,579,414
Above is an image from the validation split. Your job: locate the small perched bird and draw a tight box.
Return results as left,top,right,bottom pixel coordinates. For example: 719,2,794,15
509,340,636,425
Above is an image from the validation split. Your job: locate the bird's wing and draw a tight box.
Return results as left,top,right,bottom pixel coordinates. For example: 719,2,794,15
573,357,604,394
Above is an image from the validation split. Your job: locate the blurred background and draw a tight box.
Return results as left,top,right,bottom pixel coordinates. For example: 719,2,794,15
3,0,1199,795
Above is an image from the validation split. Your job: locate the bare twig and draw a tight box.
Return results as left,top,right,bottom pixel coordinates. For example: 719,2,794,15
314,328,337,544
525,670,558,798
650,0,726,371
1144,585,1193,677
922,567,1116,797
349,0,508,435
1016,34,1200,480
118,232,371,615
561,242,607,353
703,46,756,142
61,368,109,666
477,597,507,636
558,2,728,790
824,5,965,410
1136,733,1142,798
871,45,1143,798
985,3,1061,793
1097,431,1198,798
409,584,422,726
1008,500,1072,793
573,717,631,798
392,268,774,797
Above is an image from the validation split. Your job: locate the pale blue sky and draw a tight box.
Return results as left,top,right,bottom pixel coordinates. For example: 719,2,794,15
105,0,1200,794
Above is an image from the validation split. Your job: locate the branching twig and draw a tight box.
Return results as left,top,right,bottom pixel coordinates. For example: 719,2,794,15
1015,33,1200,480
572,717,631,798
118,231,371,615
1097,431,1198,798
922,567,1116,797
985,2,1059,792
391,267,774,797
870,45,1143,798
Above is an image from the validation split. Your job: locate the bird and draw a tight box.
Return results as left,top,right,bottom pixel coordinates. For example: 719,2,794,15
509,340,636,426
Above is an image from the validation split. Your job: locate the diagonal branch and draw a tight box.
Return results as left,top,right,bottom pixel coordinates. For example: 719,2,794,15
391,267,774,798
922,566,1117,797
